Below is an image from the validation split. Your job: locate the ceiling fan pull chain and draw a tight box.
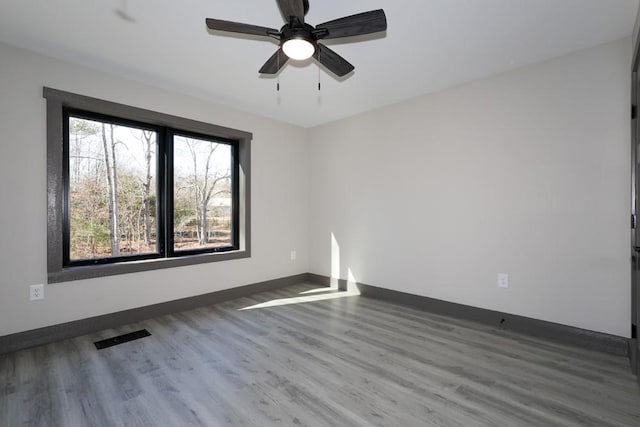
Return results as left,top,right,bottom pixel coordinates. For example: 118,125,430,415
277,53,280,92
318,51,321,91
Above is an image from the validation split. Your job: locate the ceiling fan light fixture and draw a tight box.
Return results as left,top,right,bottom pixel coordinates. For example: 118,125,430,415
282,38,315,60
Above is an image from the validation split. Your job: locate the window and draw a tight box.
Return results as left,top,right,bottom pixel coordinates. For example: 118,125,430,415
45,88,251,283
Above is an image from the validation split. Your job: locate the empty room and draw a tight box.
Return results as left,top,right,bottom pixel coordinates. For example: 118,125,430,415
1,0,640,425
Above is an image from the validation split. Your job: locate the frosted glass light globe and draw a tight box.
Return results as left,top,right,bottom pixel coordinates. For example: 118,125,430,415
282,39,315,60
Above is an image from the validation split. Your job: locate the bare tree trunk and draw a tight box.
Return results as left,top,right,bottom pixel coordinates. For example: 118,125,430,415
127,218,133,253
136,207,143,251
187,142,203,244
109,124,120,256
198,143,215,245
141,130,153,246
199,202,208,245
73,132,81,184
101,123,119,256
194,181,201,243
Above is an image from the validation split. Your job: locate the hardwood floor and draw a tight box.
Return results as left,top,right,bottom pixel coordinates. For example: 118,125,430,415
1,282,639,426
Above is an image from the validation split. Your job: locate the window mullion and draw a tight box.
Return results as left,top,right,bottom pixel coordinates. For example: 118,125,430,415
165,128,175,258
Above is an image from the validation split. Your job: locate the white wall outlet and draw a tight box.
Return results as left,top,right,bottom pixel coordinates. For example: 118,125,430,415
498,273,509,288
290,250,297,261
30,284,45,301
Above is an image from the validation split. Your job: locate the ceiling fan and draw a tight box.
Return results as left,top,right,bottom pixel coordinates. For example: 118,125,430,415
205,0,387,77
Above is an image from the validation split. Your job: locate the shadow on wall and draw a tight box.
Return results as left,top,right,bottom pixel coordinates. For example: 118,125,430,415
239,232,360,310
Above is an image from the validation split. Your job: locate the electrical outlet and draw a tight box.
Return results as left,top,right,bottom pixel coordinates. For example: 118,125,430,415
498,273,509,288
30,284,45,301
290,250,297,261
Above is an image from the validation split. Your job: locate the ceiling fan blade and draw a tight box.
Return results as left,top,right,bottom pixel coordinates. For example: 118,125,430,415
276,0,305,23
206,18,278,37
259,48,289,74
315,9,387,40
314,44,354,77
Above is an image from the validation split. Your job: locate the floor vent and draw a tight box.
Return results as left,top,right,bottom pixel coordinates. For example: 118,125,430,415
94,329,151,350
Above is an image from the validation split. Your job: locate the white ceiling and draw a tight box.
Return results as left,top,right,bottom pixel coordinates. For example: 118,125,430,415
0,0,638,127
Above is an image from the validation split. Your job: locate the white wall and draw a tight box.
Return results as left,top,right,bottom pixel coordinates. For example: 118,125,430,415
633,4,640,52
0,42,309,337
309,38,632,337
0,36,632,339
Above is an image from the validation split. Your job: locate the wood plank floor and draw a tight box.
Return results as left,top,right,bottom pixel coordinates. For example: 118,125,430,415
1,282,639,426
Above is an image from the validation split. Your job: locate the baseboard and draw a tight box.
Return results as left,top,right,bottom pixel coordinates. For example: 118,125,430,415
306,273,348,291
307,274,629,357
1,272,630,359
631,338,639,380
0,273,310,356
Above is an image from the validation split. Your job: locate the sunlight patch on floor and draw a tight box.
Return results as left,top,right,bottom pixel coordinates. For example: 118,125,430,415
299,284,338,295
238,287,359,310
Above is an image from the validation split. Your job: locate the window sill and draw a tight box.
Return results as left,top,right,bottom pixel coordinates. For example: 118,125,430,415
48,249,250,284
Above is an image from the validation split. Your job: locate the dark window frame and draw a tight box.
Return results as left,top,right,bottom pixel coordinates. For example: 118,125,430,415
45,87,252,284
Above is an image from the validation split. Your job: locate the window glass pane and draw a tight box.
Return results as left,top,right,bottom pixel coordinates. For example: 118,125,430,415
68,117,158,260
173,135,233,251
